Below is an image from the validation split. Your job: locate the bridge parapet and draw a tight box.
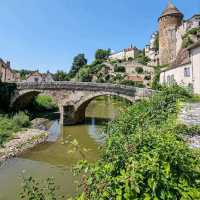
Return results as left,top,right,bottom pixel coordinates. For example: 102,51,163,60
13,81,154,125
16,82,153,97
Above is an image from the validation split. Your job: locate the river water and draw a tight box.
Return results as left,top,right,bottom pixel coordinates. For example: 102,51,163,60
0,97,127,200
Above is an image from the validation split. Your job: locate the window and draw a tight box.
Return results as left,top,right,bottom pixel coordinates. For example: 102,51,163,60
167,75,171,84
34,77,39,83
184,67,190,77
171,75,175,83
166,74,175,85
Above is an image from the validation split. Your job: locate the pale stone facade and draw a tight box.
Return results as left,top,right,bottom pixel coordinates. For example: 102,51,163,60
0,59,20,82
160,41,200,94
109,45,140,61
190,42,200,94
26,71,54,83
145,32,159,66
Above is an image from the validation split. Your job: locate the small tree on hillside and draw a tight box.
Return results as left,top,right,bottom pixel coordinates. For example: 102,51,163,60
135,67,144,74
69,54,87,78
95,49,111,60
53,70,69,81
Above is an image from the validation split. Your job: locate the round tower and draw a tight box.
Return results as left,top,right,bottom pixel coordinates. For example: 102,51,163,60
159,0,183,65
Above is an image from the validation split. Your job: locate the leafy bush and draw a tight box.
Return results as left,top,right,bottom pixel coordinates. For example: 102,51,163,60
135,67,144,74
72,86,200,200
184,27,200,37
19,86,200,200
128,57,134,61
53,70,70,81
120,80,144,88
134,52,151,65
19,176,64,200
182,35,194,48
114,65,126,73
77,66,93,82
144,74,151,80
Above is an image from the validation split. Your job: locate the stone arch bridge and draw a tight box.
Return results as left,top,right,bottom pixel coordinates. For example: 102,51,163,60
11,82,153,125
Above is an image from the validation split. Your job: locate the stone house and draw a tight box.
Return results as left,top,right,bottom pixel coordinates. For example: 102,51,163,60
160,41,200,94
109,44,140,61
145,32,160,66
26,71,54,83
0,59,20,82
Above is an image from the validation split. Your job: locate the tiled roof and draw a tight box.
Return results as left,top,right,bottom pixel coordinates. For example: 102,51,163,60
127,75,143,82
162,48,191,72
160,1,183,19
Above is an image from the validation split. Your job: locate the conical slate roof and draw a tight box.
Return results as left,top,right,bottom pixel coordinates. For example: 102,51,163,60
160,0,183,19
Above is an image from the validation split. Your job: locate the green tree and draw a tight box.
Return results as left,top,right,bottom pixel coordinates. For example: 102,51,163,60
135,51,150,65
53,70,69,81
135,66,144,74
14,69,34,80
69,54,87,78
95,49,111,60
77,66,92,82
114,65,126,73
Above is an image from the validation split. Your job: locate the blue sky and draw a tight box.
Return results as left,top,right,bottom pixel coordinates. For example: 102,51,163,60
0,0,199,73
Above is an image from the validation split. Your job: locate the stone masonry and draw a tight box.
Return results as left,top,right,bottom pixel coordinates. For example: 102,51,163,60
11,82,154,125
179,103,200,148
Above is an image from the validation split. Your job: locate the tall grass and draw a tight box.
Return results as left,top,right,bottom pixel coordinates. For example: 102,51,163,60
0,112,31,146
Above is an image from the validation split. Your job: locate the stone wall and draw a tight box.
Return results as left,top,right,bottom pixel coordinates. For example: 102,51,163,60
159,15,182,65
12,82,154,125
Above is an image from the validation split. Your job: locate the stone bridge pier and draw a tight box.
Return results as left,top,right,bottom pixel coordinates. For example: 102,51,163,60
11,82,154,125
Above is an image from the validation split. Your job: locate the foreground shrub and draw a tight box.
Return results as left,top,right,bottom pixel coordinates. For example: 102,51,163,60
72,86,200,199
19,176,64,200
19,86,200,199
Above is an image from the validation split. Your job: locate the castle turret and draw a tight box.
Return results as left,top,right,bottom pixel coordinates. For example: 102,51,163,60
159,0,183,65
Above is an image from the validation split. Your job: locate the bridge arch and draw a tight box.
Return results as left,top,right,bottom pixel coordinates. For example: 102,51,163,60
11,89,59,110
11,82,154,125
62,92,135,125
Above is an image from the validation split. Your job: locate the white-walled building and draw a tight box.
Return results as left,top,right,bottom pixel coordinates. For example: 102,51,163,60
160,41,200,94
145,32,159,66
109,45,140,61
26,71,54,83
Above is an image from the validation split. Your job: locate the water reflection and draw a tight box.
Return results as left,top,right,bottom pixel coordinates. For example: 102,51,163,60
0,96,126,200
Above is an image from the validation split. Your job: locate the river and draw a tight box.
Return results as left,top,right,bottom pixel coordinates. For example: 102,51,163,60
0,97,127,200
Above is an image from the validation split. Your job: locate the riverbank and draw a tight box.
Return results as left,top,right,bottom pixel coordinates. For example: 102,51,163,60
0,128,48,163
0,117,55,164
